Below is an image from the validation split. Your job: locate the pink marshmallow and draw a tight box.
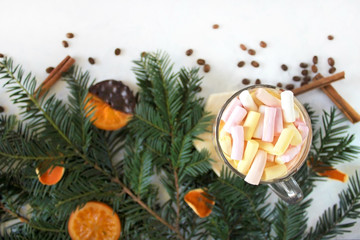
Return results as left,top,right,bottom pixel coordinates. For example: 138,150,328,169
293,120,305,127
297,124,309,142
222,98,242,122
255,88,281,107
253,105,266,139
230,126,244,161
279,145,301,163
274,107,283,136
262,106,277,142
244,150,267,185
223,106,247,132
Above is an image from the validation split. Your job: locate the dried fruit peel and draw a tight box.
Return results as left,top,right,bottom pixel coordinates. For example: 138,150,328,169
184,189,215,218
36,164,65,186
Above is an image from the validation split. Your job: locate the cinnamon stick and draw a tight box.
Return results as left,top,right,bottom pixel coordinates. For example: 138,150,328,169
34,56,75,98
292,71,345,96
314,73,360,123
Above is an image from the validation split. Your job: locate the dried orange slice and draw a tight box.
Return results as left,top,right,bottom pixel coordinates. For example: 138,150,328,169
85,93,132,130
68,201,121,240
184,189,215,218
317,168,348,182
36,163,65,186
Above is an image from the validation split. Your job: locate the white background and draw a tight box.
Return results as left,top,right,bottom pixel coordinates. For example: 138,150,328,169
1,0,360,239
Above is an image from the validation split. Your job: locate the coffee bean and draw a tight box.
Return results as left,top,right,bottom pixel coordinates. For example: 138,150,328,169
328,35,334,40
301,69,308,76
212,24,219,29
46,67,54,74
197,59,206,65
303,76,311,82
311,65,318,73
0,53,4,58
260,41,267,48
62,40,69,48
300,62,308,68
242,78,250,85
328,57,335,66
276,82,283,88
88,57,95,65
66,33,74,39
115,48,121,56
237,61,245,68
255,79,261,84
251,61,260,68
329,67,336,74
0,106,4,113
285,84,294,90
248,49,256,56
204,64,211,73
292,76,301,82
141,52,147,57
185,49,193,56
240,44,247,51
312,55,318,64
281,64,288,71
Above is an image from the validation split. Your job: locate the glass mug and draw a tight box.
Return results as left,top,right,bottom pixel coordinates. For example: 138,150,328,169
214,85,312,204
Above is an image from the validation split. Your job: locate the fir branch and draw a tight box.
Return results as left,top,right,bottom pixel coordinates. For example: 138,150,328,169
305,172,360,240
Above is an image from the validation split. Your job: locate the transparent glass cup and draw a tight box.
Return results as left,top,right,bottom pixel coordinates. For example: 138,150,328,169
214,85,312,204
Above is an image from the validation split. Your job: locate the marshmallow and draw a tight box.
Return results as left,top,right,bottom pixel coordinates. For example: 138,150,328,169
219,130,232,157
276,144,301,163
223,106,247,132
256,140,276,155
244,150,267,185
253,105,265,139
222,98,242,122
267,154,275,162
262,106,277,142
230,126,244,161
273,128,295,155
243,111,261,140
297,124,309,141
262,164,288,181
285,123,302,146
274,108,284,136
281,91,295,123
237,140,259,174
255,88,281,107
239,90,258,111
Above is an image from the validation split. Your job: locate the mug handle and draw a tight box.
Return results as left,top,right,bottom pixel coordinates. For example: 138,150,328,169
269,177,303,204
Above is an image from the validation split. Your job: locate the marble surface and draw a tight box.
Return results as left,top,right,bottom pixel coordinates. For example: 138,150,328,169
1,0,360,238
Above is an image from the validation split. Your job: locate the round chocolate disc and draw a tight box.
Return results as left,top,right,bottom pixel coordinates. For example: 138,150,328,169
89,80,136,114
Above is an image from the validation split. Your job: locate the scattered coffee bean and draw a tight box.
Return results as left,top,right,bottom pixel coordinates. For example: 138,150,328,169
285,84,294,90
303,76,311,82
204,64,211,73
0,53,4,58
62,40,69,48
237,61,245,68
328,57,335,66
0,106,4,113
255,79,261,84
281,64,288,71
46,67,54,74
248,49,256,56
240,44,247,51
301,81,308,86
292,76,301,82
301,69,308,76
66,33,74,39
329,67,336,74
114,48,121,56
276,82,283,88
242,78,251,85
212,24,219,29
260,41,267,48
311,65,318,73
88,57,95,65
251,60,260,68
312,55,318,64
141,52,147,57
328,35,334,40
197,59,206,65
185,49,193,56
300,62,308,68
